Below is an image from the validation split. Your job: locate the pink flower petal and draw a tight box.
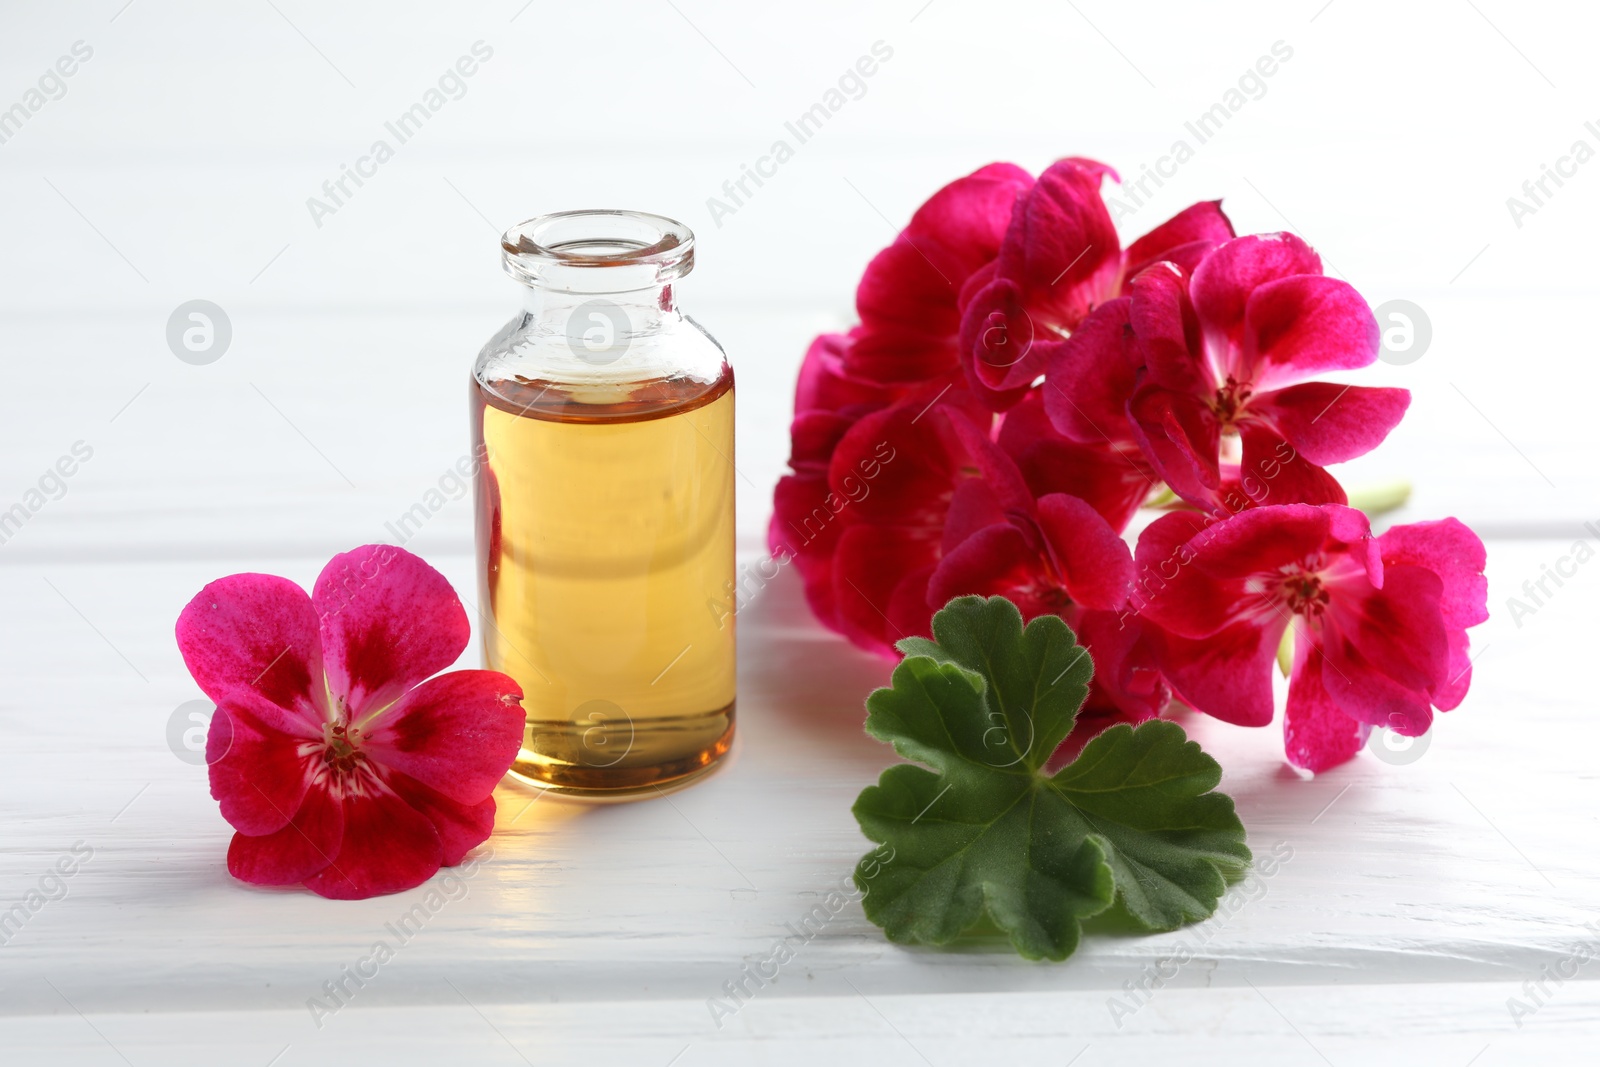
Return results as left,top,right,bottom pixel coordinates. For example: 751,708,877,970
1150,617,1282,728
848,318,960,385
943,478,1009,554
1232,421,1348,510
1285,647,1370,772
1041,298,1140,445
906,161,1034,281
827,400,967,528
886,563,939,645
851,238,960,383
312,545,471,718
176,573,327,734
1191,504,1349,581
363,671,526,805
787,410,860,472
1129,509,1211,619
769,473,850,631
1146,238,1227,278
996,157,1122,326
999,390,1150,532
1324,504,1382,565
1431,629,1476,713
206,689,318,836
849,160,1028,389
1250,383,1410,467
1123,200,1235,280
1135,507,1323,639
1241,275,1380,391
302,775,444,900
1320,564,1447,731
1379,518,1489,711
1127,384,1222,505
384,770,497,867
1075,609,1169,724
793,332,900,416
1127,263,1209,397
834,524,941,656
1035,493,1134,610
1345,565,1448,687
942,407,1035,515
1378,518,1490,632
1190,232,1324,351
1318,634,1435,737
927,523,1053,615
855,162,1033,368
226,781,343,886
770,469,843,554
958,277,1048,408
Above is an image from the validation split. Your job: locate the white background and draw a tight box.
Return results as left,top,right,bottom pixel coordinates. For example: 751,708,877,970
1,2,1596,1064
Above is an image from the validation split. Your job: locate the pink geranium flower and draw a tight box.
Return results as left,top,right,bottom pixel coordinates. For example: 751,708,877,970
844,158,1234,408
1133,505,1487,771
176,545,526,899
958,159,1235,409
848,163,1035,387
1117,234,1409,514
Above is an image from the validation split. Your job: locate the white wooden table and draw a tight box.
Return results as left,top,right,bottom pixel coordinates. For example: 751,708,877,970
3,2,1597,1063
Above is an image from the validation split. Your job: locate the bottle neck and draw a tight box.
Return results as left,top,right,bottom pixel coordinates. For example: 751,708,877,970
516,282,683,373
520,281,677,333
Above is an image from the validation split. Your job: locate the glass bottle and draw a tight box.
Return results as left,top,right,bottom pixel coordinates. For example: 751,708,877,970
471,210,735,797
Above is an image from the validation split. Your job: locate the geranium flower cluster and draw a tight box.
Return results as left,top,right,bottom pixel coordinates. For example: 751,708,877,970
770,158,1488,772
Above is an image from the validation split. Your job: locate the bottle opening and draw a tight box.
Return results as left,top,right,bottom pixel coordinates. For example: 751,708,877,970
502,210,695,292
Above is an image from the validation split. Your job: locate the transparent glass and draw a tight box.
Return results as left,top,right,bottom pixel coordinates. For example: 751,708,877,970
471,210,735,797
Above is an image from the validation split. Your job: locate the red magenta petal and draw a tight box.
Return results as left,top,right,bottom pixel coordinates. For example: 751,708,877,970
206,689,318,837
1123,200,1235,280
995,158,1121,328
1035,494,1134,610
362,670,526,805
302,777,444,900
312,545,471,718
1150,618,1282,728
176,573,327,734
1232,422,1348,510
833,524,941,656
1190,232,1324,352
1000,389,1149,532
1284,650,1371,772
226,782,343,886
1041,298,1141,446
384,770,497,867
1251,383,1410,467
1241,275,1380,391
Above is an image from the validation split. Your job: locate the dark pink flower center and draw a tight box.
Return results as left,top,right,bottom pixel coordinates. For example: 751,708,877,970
1282,572,1330,617
320,721,370,777
1212,375,1253,426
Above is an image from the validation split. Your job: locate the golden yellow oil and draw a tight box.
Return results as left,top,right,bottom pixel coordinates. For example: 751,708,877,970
472,368,736,796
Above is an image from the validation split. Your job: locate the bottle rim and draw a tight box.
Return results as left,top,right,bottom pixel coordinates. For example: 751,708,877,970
501,209,695,291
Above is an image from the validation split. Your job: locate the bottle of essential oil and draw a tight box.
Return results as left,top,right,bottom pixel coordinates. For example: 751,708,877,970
472,210,735,797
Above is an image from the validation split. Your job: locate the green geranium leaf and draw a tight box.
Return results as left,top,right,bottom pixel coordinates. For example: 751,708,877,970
852,595,1251,961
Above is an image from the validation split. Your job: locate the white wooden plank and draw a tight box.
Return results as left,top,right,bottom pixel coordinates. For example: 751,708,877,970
0,984,1592,1066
